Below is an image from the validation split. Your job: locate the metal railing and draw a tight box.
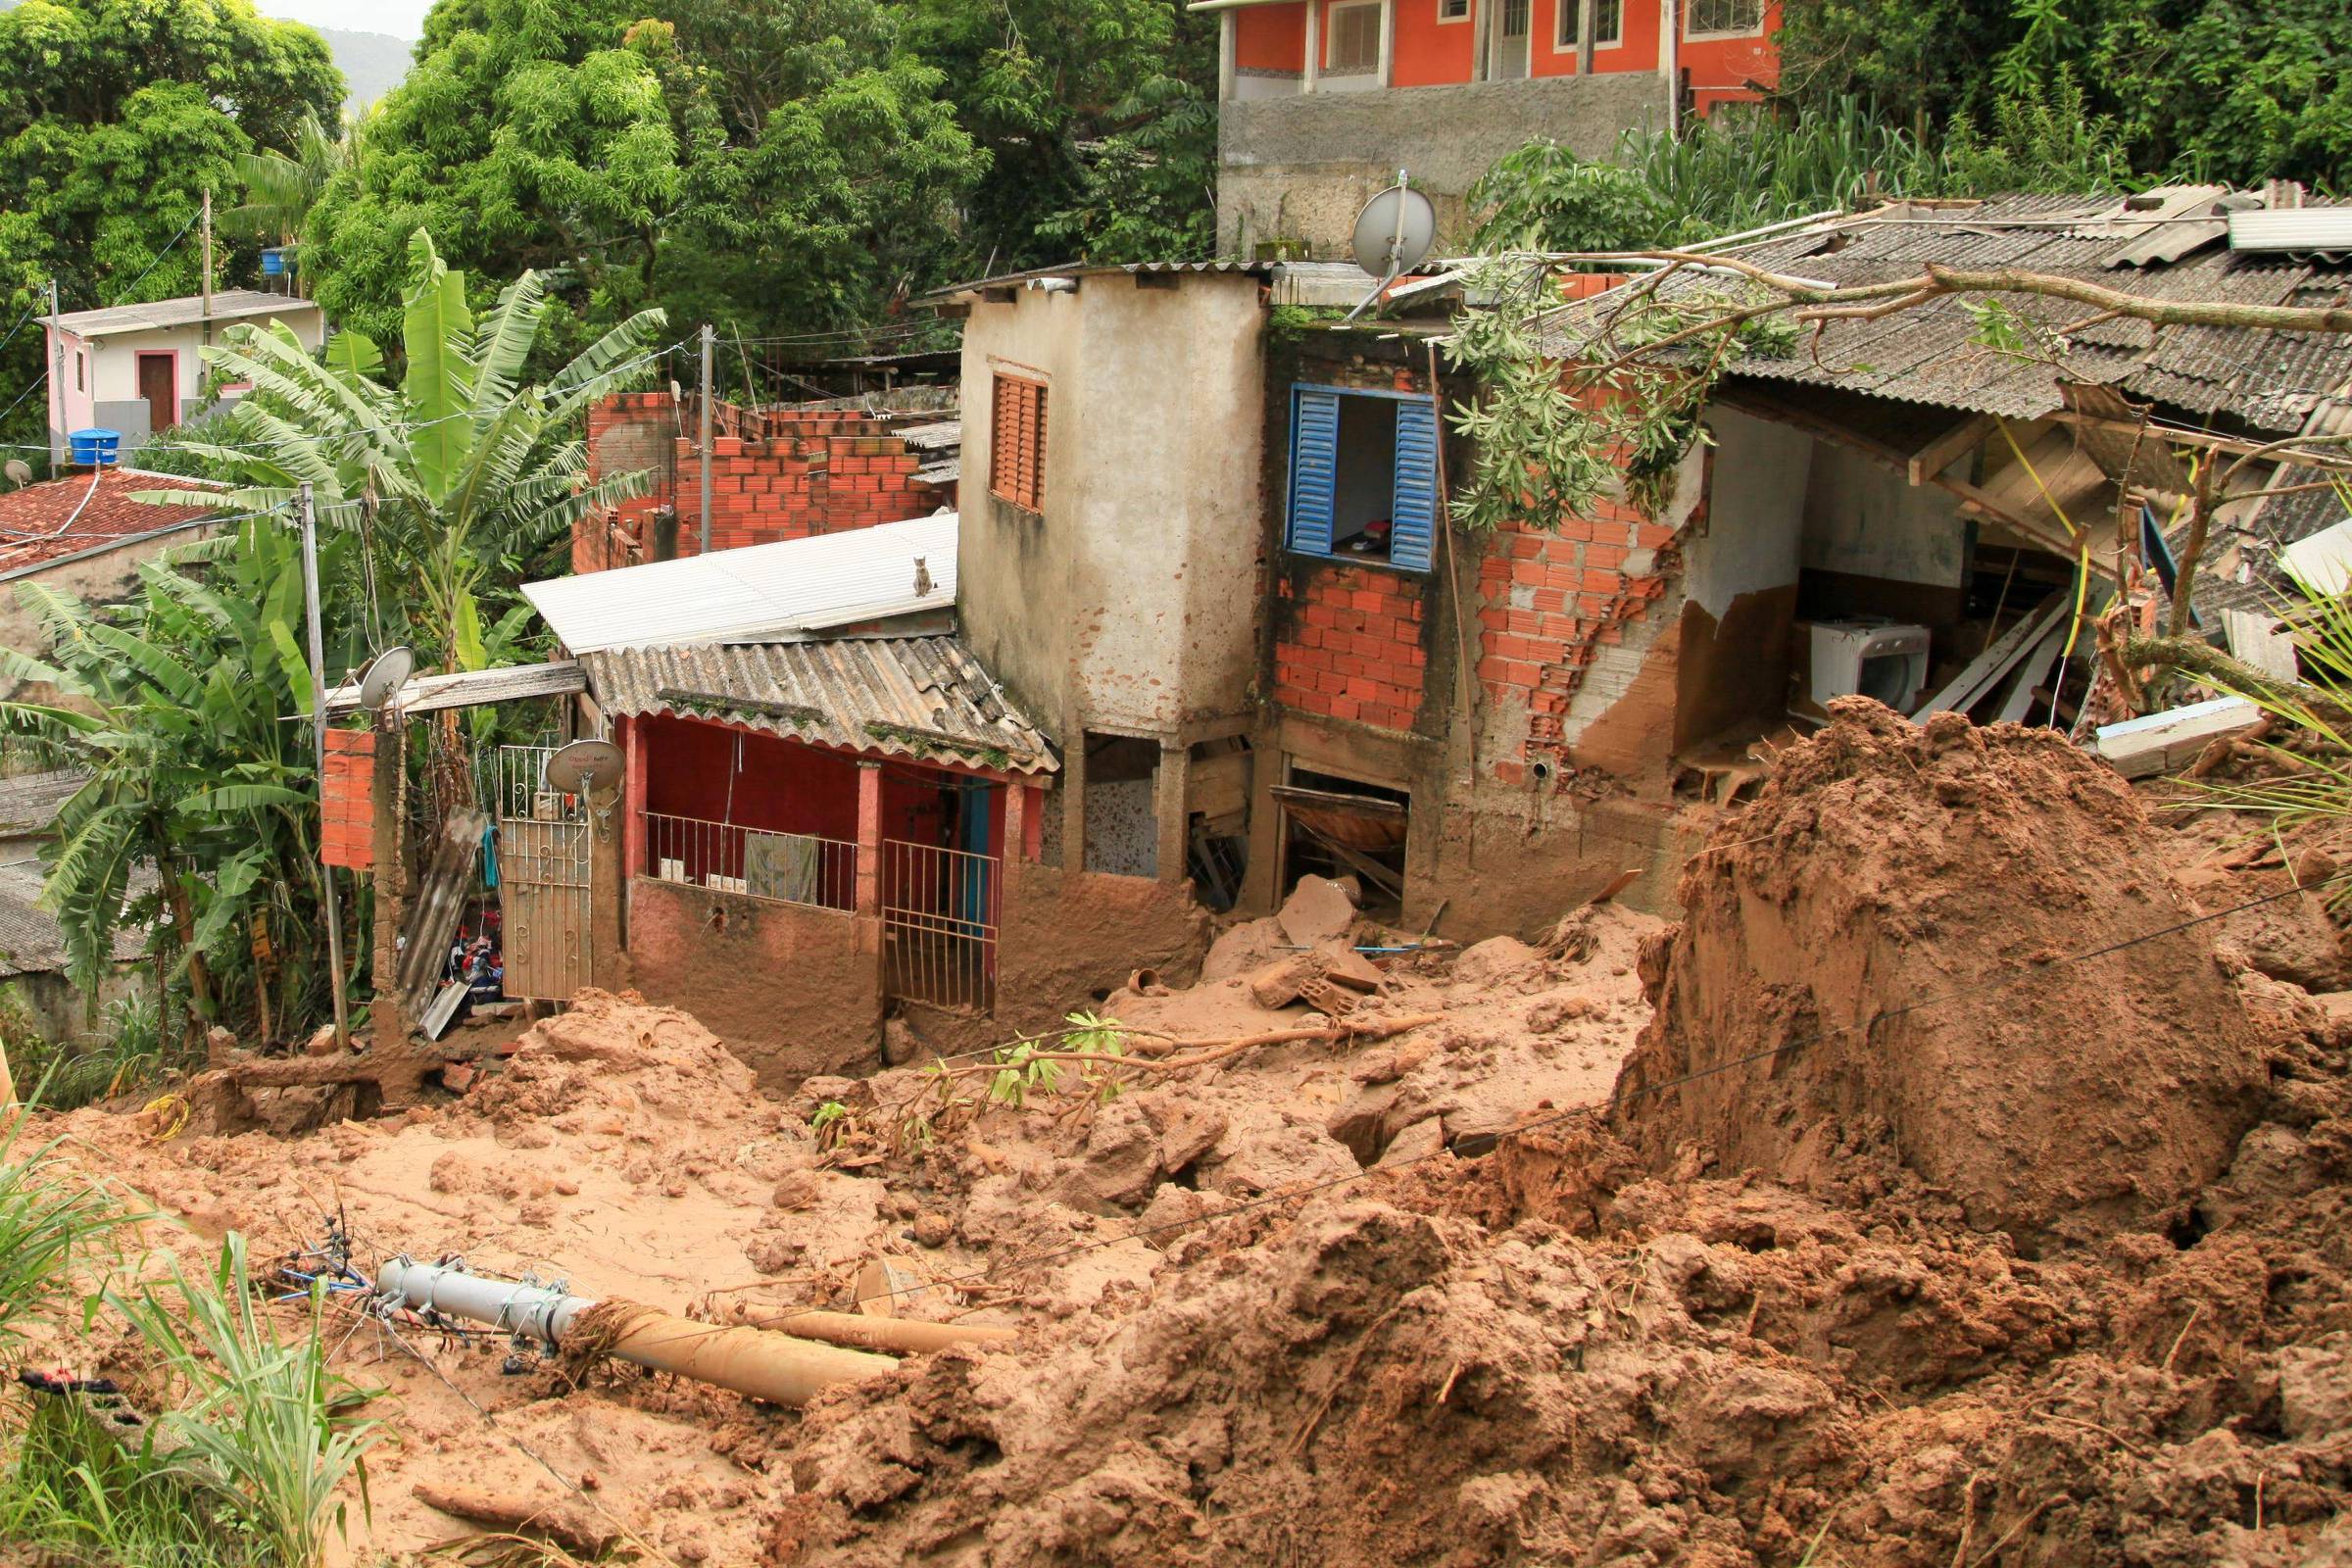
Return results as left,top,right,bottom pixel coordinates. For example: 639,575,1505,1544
643,811,858,913
880,838,1000,1013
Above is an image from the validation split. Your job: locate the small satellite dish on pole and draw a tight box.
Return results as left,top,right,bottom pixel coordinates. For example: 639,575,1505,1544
545,738,626,804
1345,172,1438,323
355,645,415,713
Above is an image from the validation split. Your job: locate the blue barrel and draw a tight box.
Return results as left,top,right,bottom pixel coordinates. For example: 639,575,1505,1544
69,428,122,466
261,247,285,276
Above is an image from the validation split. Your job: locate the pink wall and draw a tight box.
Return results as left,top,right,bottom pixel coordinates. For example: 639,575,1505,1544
45,330,94,437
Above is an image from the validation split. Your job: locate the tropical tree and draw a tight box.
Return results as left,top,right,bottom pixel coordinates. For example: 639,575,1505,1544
0,514,344,1042
227,109,368,270
166,229,665,801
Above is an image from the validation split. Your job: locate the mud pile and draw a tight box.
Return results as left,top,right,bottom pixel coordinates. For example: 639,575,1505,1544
1614,697,2274,1243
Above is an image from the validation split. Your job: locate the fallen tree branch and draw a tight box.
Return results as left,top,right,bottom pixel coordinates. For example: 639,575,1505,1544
413,1481,618,1559
2118,634,2352,735
929,1013,1447,1082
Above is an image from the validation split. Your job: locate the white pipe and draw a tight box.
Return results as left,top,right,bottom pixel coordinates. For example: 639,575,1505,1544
377,1257,588,1344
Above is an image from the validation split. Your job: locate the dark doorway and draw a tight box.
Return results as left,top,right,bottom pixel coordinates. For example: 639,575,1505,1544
135,352,176,436
1276,763,1409,920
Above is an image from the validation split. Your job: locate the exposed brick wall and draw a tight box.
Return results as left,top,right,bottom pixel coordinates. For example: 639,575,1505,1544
1475,465,1701,786
320,727,373,870
578,393,949,571
1273,564,1428,732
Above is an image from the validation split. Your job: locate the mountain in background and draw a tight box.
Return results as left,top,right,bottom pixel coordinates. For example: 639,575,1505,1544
314,24,413,111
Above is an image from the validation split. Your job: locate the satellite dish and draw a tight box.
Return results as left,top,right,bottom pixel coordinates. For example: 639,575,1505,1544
544,738,626,803
1345,172,1438,322
355,645,415,713
3,460,30,489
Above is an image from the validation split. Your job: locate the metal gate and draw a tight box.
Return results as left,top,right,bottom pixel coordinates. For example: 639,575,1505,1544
496,747,592,1003
880,839,1000,1013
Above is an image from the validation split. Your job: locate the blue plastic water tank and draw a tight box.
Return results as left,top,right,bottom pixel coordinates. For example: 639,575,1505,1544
68,428,122,466
261,247,285,276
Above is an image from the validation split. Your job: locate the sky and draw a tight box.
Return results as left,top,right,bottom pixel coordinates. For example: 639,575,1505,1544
265,0,426,40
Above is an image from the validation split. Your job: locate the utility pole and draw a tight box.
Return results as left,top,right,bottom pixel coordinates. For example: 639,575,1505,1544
698,322,714,557
299,483,353,1053
45,279,62,479
199,187,215,347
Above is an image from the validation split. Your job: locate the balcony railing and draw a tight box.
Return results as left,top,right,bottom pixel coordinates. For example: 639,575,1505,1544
643,812,858,913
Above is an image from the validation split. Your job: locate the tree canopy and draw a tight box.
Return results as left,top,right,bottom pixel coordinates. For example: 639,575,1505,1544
0,0,345,452
1777,0,2352,190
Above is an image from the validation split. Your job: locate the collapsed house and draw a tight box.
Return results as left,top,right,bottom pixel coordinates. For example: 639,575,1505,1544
356,186,2351,1080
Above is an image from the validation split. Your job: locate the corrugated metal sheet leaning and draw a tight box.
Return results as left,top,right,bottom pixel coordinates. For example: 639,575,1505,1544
583,637,1055,775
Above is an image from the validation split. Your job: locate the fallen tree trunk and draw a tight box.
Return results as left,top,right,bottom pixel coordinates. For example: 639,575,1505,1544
412,1481,617,1558
2119,634,2351,735
710,1302,1019,1353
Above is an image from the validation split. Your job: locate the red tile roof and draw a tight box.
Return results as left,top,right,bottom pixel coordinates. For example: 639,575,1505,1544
0,467,227,577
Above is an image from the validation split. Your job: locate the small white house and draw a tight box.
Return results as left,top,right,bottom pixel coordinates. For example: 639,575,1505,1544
44,289,325,454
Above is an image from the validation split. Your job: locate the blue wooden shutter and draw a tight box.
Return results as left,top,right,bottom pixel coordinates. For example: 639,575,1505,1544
1390,398,1439,571
1289,389,1340,556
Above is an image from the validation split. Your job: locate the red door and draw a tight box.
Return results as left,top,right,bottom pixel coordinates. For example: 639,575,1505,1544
135,352,176,436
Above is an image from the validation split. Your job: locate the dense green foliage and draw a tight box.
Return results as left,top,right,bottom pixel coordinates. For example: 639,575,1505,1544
1469,83,2134,256
0,0,344,451
302,0,1214,347
1777,0,2352,190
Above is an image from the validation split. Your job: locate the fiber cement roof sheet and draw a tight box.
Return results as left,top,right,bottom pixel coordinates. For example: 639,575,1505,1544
582,635,1055,774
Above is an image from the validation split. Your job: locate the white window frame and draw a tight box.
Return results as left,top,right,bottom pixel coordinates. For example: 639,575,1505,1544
1437,0,1469,23
1683,0,1764,40
1555,0,1625,51
1325,0,1384,73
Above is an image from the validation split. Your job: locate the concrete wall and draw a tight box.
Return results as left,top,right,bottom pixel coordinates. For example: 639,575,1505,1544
1216,72,1669,254
1677,409,1810,747
957,273,1268,745
1801,439,1968,590
621,876,883,1087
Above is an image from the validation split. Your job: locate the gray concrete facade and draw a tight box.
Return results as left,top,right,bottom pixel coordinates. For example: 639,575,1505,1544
1217,73,1669,256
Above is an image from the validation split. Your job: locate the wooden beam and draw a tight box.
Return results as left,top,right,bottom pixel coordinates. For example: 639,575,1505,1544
1906,414,1993,486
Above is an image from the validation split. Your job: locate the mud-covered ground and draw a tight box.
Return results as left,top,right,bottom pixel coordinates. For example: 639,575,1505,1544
23,700,2352,1566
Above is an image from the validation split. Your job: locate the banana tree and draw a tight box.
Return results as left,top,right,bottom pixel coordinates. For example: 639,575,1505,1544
0,516,340,1042
160,228,664,802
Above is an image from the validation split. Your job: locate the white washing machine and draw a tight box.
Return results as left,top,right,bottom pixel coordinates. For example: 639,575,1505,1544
1797,618,1932,716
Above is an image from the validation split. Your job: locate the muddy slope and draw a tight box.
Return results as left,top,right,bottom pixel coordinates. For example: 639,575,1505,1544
1614,698,2271,1244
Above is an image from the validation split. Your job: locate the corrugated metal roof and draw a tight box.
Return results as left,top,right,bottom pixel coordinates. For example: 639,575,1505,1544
1539,191,2352,433
583,636,1056,774
522,514,958,655
53,290,320,338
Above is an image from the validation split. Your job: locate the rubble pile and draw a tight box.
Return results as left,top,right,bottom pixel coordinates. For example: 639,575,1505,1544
24,703,2352,1566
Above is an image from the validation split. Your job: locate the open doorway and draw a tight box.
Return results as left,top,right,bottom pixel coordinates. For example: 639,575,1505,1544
1275,761,1408,920
1082,732,1160,876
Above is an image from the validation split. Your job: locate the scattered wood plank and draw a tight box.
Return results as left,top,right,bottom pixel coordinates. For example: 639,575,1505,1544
1915,594,2064,717
412,1480,617,1559
1995,614,2073,723
2092,697,2264,779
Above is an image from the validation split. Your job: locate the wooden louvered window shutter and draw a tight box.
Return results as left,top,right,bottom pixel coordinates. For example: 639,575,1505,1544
991,373,1048,513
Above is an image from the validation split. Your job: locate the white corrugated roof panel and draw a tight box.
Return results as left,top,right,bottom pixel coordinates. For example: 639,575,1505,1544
522,513,958,655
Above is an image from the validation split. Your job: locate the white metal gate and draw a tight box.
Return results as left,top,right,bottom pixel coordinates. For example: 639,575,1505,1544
496,746,592,1003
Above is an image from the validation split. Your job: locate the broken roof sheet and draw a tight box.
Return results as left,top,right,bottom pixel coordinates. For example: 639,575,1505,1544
0,858,149,977
583,636,1055,774
53,289,320,338
1540,190,2352,436
521,514,957,656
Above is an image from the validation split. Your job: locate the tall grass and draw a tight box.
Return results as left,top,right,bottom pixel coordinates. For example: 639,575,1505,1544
18,993,168,1112
103,1236,384,1568
0,1104,130,1348
0,1396,233,1566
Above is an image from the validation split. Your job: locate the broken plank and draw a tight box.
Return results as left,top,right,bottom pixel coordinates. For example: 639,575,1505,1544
1995,614,2073,724
2092,697,2263,779
1915,594,2063,717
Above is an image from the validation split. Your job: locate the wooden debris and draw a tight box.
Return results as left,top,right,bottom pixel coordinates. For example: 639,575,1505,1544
2092,698,2264,779
412,1481,617,1559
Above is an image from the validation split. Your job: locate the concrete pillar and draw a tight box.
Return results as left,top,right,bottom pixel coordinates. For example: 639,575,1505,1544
855,761,882,917
1061,713,1088,872
1303,0,1320,92
1239,724,1284,914
620,714,646,895
1578,0,1595,71
369,710,406,1052
1378,0,1396,85
1219,9,1237,102
1153,741,1190,885
1003,780,1028,864
589,781,623,990
1022,783,1047,862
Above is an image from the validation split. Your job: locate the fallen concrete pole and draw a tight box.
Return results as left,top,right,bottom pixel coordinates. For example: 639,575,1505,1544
375,1258,894,1406
712,1300,1019,1353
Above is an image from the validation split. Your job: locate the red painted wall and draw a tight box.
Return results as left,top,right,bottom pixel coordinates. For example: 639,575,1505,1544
1224,0,1775,97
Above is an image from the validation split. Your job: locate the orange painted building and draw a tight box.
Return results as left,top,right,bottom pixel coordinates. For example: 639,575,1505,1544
1203,0,1780,256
